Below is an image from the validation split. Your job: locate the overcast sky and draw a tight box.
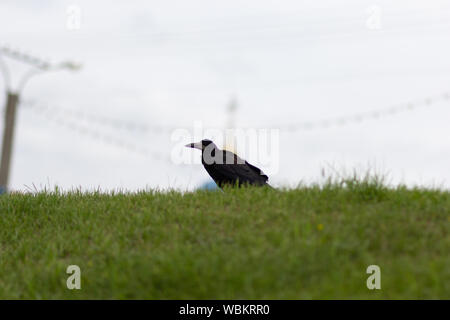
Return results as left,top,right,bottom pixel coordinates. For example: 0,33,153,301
1,0,450,191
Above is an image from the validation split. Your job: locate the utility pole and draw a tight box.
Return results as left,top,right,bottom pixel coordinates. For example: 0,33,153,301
0,92,19,193
0,45,81,193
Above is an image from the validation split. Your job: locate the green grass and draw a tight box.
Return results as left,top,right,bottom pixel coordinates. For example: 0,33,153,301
0,179,449,299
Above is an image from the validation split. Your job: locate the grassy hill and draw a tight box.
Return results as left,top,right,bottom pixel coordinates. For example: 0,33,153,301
0,179,449,299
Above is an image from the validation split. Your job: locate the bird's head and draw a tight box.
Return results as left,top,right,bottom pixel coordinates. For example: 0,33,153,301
185,139,216,151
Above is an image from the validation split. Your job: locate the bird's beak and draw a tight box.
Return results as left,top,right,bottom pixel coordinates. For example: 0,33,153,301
185,142,203,150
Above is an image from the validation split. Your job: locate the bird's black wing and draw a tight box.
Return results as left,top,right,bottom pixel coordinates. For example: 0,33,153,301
244,160,268,182
212,151,269,185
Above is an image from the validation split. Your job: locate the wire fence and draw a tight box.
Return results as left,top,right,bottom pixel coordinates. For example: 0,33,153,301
22,101,173,162
20,100,176,134
1,45,51,70
265,92,450,132
22,91,450,136
19,90,449,161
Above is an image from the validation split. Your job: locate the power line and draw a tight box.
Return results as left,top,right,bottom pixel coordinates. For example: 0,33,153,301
71,15,450,42
108,19,450,54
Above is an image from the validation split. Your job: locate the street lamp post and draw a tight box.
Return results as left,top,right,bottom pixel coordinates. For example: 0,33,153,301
0,46,81,193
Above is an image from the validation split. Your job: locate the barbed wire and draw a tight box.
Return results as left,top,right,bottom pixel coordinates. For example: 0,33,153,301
24,102,173,162
20,100,176,134
0,45,51,70
21,91,450,138
0,45,82,71
259,92,450,132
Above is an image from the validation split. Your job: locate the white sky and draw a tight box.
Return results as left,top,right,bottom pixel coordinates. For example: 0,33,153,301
1,0,450,191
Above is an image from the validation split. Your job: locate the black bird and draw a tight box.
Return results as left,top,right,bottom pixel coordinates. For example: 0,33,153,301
185,139,270,188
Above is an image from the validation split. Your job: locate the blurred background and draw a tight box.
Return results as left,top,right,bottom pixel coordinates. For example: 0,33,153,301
0,0,450,192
